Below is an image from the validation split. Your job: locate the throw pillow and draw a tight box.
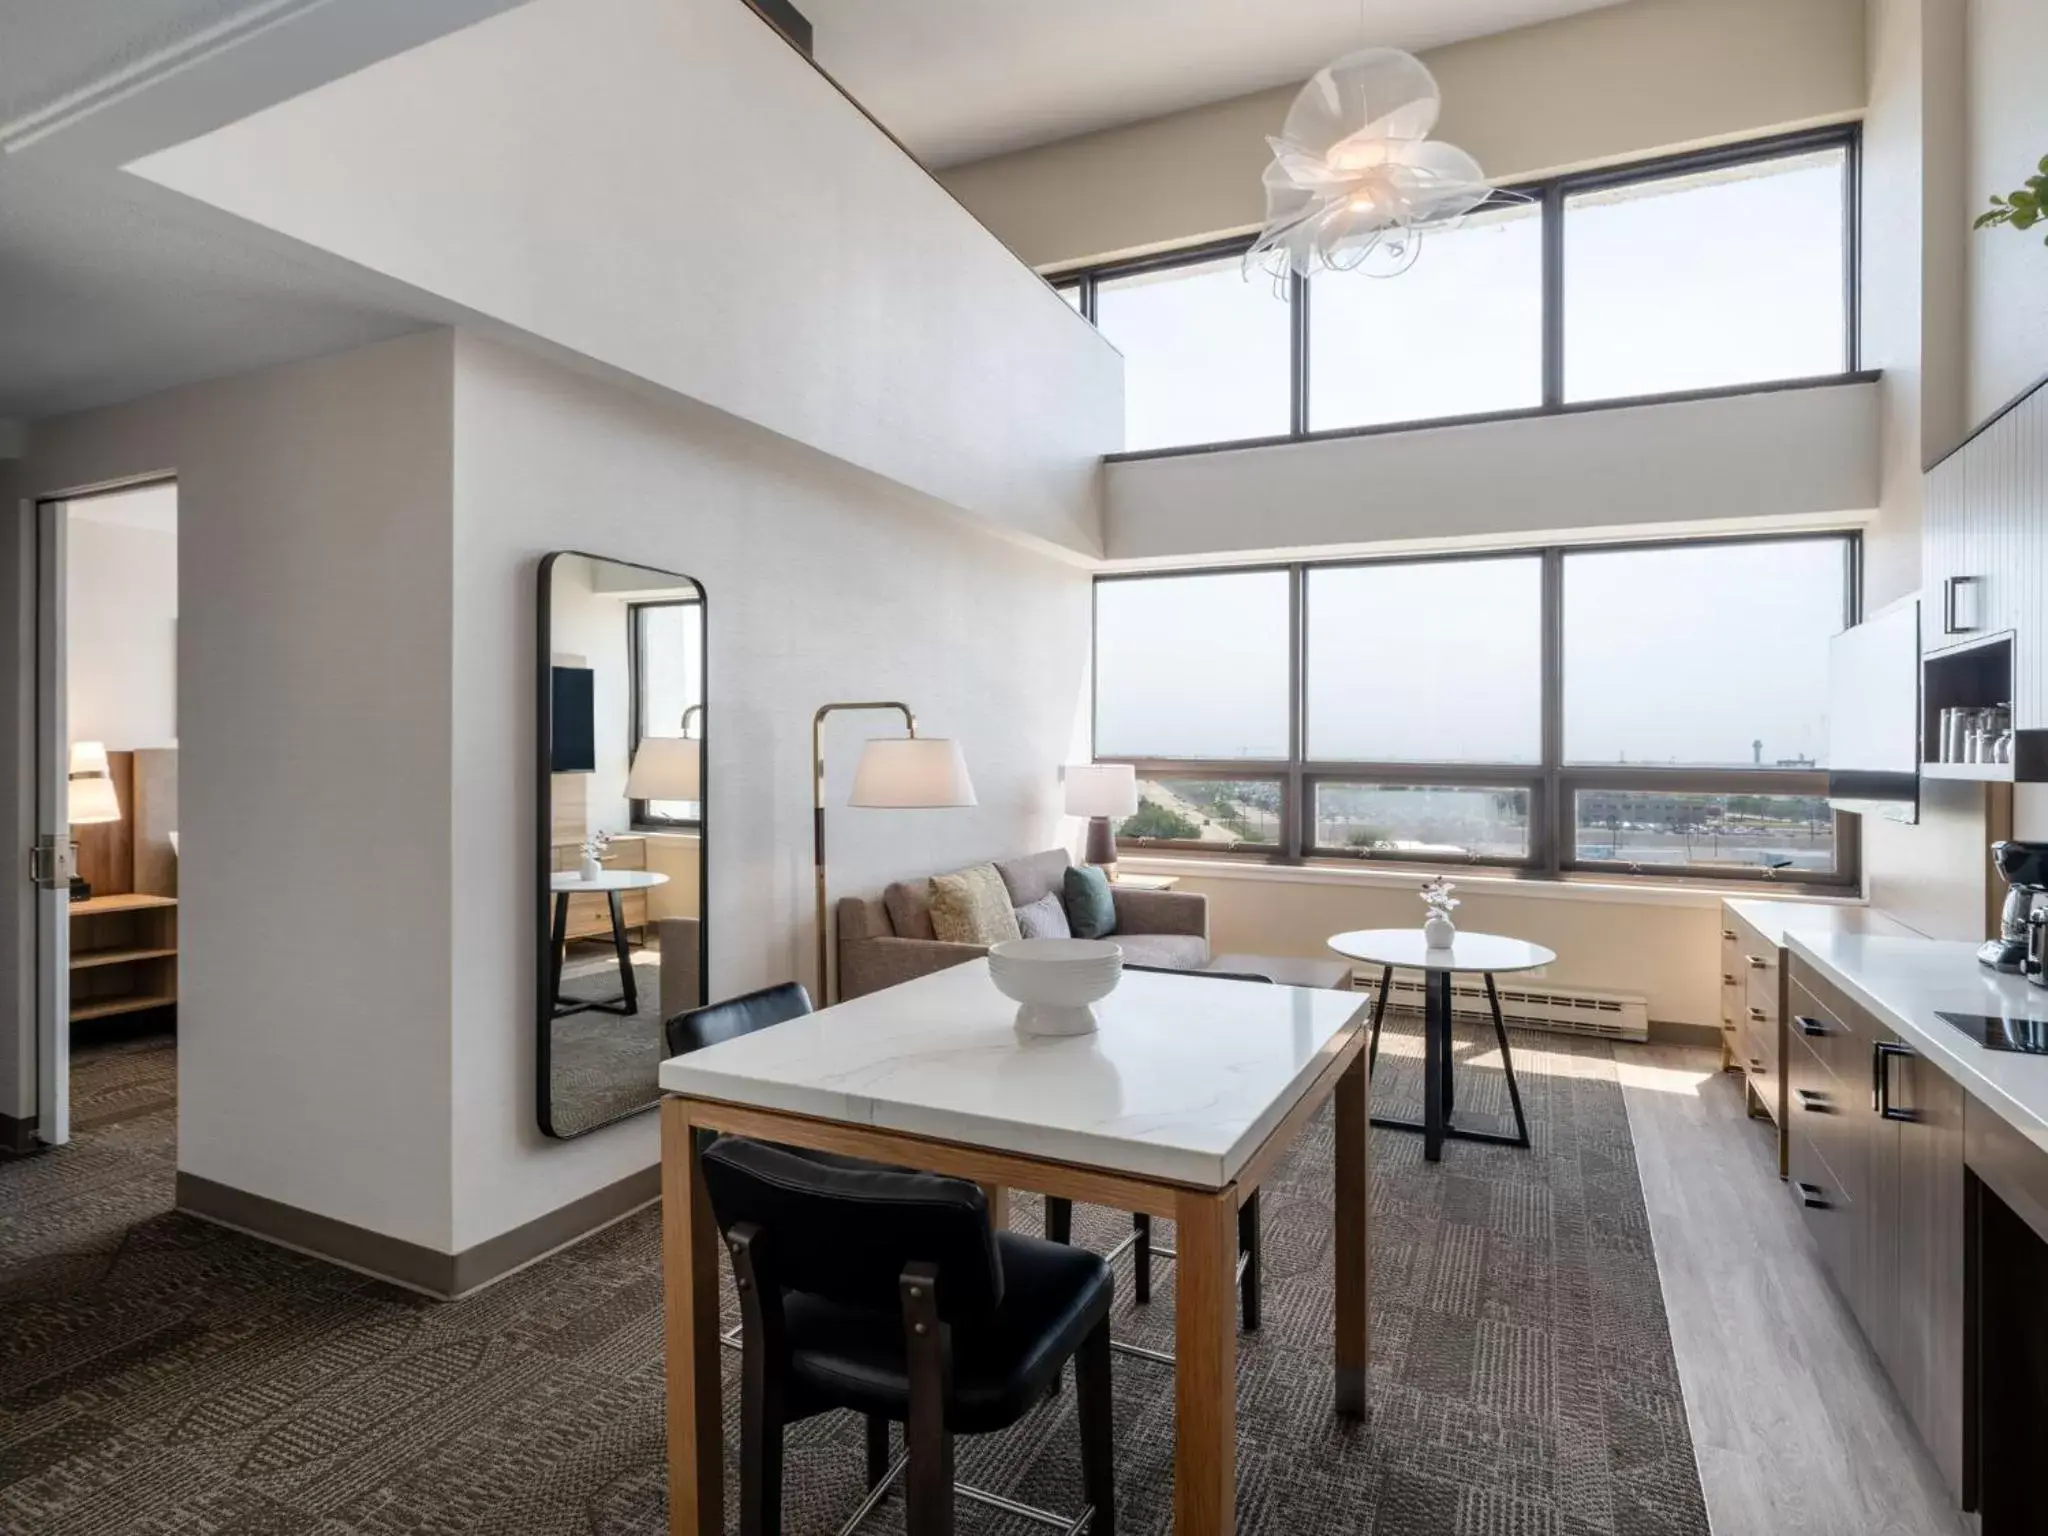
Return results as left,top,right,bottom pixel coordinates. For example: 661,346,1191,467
1062,863,1117,939
929,863,1024,946
1014,891,1072,940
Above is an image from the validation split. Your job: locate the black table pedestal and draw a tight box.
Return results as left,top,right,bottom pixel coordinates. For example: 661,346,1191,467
1364,963,1532,1163
550,889,642,1019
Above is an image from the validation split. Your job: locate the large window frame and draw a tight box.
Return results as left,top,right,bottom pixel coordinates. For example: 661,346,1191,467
1054,126,1863,460
1092,532,1861,891
627,596,704,832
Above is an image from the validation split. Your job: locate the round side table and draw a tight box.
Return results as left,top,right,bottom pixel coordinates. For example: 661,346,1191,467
550,869,670,1017
1327,929,1556,1162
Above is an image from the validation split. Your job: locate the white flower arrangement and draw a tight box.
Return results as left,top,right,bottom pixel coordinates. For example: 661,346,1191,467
1420,876,1459,919
580,830,613,865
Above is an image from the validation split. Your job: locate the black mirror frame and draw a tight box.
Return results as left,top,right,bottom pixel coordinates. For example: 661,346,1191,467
535,550,710,1139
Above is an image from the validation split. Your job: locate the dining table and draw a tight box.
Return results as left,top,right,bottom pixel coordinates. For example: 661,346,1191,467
657,958,1374,1535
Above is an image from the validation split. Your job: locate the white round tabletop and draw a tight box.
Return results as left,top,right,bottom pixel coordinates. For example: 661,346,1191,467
1327,928,1556,974
550,870,670,894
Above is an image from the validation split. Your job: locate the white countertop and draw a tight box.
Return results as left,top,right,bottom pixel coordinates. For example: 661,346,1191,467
1787,931,2048,1153
1724,896,1920,951
657,960,1369,1188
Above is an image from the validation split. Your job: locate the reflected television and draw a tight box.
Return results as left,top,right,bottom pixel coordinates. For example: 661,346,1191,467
550,665,596,774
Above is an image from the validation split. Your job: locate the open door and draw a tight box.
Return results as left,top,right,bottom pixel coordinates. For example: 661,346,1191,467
31,498,69,1146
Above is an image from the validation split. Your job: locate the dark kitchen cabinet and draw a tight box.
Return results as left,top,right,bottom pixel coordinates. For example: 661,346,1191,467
1786,960,1965,1502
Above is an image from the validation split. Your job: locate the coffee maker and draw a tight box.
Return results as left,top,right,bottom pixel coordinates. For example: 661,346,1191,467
1981,840,2048,976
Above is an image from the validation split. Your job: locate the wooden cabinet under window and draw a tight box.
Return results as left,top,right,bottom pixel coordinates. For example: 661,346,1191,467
70,893,178,1023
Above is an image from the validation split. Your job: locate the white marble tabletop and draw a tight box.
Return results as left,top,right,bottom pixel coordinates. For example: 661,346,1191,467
1327,928,1556,975
658,960,1370,1188
549,869,670,893
1789,931,2048,1154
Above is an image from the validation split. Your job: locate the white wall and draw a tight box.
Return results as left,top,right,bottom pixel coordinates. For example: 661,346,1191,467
447,332,1093,1250
66,488,178,751
15,333,459,1249
1106,380,1880,563
941,0,1868,270
1966,0,2048,428
128,0,1122,557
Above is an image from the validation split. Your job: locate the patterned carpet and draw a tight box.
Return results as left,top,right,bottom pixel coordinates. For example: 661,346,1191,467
552,956,666,1135
0,1019,1709,1535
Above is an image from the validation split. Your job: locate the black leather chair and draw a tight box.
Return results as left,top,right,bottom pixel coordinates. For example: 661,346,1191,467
701,1136,1117,1536
664,979,814,1058
1045,964,1269,1331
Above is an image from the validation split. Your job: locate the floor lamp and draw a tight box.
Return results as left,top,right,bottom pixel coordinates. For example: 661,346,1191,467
812,702,976,1003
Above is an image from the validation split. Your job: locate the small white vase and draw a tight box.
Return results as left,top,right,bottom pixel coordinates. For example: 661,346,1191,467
579,855,603,881
1423,913,1456,949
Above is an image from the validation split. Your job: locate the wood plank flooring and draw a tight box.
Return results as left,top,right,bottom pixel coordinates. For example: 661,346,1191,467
1619,1043,1970,1536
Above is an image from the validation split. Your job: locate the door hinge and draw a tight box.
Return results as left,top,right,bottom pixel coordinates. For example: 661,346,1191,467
29,836,74,890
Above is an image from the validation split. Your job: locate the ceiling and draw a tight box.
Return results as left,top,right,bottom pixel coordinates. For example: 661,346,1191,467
802,0,1633,168
0,0,517,428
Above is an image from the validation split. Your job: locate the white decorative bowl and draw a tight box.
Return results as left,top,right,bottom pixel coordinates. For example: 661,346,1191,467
988,938,1123,1037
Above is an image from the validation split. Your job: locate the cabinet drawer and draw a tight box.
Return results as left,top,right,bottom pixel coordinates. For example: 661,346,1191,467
1788,1030,1869,1210
1788,1116,1858,1298
1788,979,1865,1086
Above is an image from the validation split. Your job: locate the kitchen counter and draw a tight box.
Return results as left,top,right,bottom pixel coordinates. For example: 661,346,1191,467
1724,897,1920,951
1787,930,2048,1154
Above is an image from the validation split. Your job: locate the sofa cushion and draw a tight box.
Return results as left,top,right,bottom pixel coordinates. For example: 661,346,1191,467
995,849,1071,909
929,864,1024,946
1062,864,1117,939
882,879,935,940
1013,892,1072,940
1114,933,1211,970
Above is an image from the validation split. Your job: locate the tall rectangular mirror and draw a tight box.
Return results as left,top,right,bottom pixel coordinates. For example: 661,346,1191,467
537,552,707,1137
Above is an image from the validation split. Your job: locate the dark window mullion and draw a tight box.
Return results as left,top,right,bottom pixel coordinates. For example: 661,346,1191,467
1291,271,1311,437
1541,185,1566,409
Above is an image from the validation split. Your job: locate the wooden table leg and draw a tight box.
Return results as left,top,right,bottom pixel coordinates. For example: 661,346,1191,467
661,1099,723,1535
1175,1186,1238,1535
977,1181,1010,1230
1334,1047,1371,1419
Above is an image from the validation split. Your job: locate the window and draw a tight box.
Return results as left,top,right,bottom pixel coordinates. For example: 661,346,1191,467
1120,776,1283,850
1315,783,1532,861
1058,129,1858,455
1308,200,1543,431
629,599,703,826
1563,147,1850,401
1094,570,1290,760
1305,557,1542,763
1092,534,1856,886
1094,252,1292,451
1563,539,1847,769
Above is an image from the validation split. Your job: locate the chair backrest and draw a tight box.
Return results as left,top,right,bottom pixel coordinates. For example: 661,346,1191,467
664,981,813,1059
700,1136,1005,1322
1125,964,1274,983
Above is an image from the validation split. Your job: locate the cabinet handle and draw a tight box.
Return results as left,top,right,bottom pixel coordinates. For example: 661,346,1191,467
1873,1040,1917,1121
1943,574,1984,635
1722,929,1738,941
1748,1007,1768,1022
1746,955,1769,969
1794,1181,1831,1210
1749,1057,1765,1073
1722,973,1736,985
1797,1015,1829,1037
1795,1087,1832,1113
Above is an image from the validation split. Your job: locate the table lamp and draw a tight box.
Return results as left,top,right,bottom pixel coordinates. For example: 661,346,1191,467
67,740,121,901
1063,763,1138,873
813,702,975,1001
625,703,702,808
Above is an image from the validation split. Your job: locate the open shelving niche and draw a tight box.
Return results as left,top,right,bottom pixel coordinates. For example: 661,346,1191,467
1922,631,2042,783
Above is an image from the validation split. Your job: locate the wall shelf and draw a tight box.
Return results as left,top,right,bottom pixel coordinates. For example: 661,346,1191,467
1921,761,2015,783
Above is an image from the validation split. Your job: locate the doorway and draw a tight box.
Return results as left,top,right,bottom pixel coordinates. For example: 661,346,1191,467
14,480,179,1152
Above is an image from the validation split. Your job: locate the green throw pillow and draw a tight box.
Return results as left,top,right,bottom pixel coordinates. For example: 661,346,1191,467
1062,863,1117,939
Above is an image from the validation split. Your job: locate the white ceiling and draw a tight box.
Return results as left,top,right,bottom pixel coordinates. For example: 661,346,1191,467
803,0,1633,168
0,0,519,426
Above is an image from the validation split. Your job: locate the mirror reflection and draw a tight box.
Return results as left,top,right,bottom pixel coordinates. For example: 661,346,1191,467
539,552,706,1137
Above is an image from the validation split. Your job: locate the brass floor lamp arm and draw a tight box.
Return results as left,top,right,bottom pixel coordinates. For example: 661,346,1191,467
811,701,917,1003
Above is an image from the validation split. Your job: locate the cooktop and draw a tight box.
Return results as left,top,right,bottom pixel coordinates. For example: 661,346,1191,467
1937,1012,2048,1055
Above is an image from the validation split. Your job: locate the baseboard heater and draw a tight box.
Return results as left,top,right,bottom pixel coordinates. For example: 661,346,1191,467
1348,968,1650,1044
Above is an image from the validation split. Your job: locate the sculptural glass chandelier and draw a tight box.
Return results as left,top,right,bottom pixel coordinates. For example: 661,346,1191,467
1246,47,1514,282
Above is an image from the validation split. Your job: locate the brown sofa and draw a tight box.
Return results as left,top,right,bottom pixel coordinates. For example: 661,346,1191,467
836,848,1209,1001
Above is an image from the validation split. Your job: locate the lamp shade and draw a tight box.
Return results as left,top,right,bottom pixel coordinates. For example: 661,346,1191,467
1063,763,1138,819
68,740,121,825
624,735,701,801
848,737,976,809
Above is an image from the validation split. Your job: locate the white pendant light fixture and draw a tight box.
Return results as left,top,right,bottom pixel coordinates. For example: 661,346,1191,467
1247,47,1512,282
